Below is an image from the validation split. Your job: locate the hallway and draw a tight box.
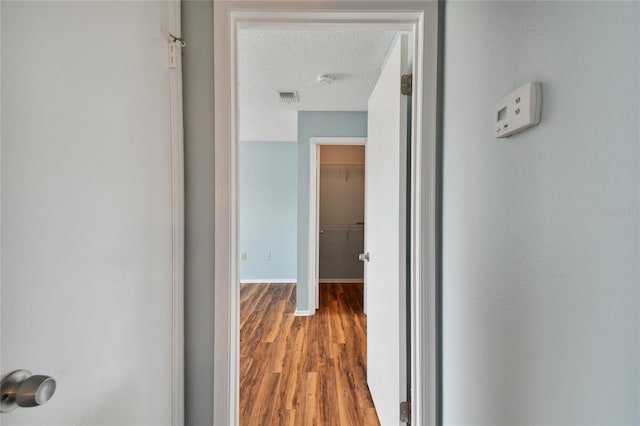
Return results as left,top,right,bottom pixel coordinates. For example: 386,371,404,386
240,283,379,425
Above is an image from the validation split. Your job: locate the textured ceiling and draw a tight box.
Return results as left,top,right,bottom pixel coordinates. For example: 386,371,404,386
238,29,396,141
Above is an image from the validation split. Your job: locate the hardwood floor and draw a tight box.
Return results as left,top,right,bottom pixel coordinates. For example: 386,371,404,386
240,283,380,426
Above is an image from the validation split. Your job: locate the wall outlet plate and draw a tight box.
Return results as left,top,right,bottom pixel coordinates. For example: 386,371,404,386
496,82,542,138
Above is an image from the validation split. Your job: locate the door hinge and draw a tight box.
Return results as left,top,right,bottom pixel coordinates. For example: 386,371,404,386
168,43,178,69
400,401,411,423
401,74,412,96
168,34,185,69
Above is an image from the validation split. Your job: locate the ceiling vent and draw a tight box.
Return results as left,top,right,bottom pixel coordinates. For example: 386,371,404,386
277,90,299,104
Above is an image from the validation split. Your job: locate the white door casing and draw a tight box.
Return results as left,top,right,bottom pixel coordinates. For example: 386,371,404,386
365,34,409,426
0,1,184,424
213,3,441,425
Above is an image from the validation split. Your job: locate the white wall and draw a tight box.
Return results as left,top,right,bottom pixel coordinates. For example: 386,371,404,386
443,2,639,425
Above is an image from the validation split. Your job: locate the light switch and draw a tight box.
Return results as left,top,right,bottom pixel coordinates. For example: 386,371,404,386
496,82,542,138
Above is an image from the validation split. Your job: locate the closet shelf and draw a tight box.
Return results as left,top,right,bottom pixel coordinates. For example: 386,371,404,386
320,163,365,168
320,223,364,231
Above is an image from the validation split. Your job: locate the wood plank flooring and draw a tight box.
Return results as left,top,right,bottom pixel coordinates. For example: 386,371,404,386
240,283,380,426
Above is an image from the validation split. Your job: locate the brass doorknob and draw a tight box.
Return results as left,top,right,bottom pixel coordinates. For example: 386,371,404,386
0,370,57,412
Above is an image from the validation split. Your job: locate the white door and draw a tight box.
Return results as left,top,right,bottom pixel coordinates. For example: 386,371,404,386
1,2,178,425
365,34,409,426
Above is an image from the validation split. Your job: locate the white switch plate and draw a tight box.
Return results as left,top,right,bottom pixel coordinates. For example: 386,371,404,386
496,82,542,138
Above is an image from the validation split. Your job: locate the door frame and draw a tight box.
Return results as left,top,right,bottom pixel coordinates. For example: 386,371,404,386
213,2,441,425
168,0,185,424
308,137,367,313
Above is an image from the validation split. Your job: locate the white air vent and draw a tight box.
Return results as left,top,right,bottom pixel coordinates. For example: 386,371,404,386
277,90,299,104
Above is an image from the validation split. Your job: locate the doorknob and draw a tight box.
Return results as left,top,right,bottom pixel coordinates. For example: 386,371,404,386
0,370,57,412
358,252,370,262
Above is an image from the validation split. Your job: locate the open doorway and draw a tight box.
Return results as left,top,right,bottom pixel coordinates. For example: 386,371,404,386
237,27,412,425
309,138,368,311
317,144,366,286
213,5,440,426
237,28,389,424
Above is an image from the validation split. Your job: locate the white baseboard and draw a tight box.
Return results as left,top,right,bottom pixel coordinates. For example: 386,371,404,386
294,309,315,317
319,279,364,284
239,279,296,284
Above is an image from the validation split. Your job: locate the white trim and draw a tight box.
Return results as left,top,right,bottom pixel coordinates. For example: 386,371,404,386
294,309,315,317
308,136,367,312
240,140,297,144
213,4,441,426
310,137,368,146
0,6,3,421
239,279,297,284
413,8,441,424
213,4,238,425
319,279,364,284
168,1,185,425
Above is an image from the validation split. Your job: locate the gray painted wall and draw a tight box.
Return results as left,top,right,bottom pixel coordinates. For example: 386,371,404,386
296,111,368,310
182,1,214,425
442,2,639,425
239,141,297,281
182,1,639,423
